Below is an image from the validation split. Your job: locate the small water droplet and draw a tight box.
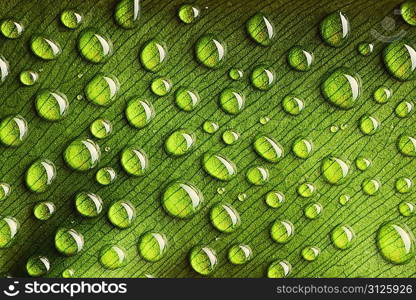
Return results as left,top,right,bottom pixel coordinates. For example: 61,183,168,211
222,130,239,145
321,156,349,185
331,224,355,250
399,201,415,217
202,153,237,181
398,135,416,157
228,68,244,80
178,4,200,24
125,98,155,128
25,159,56,193
237,193,247,201
246,166,269,186
267,260,291,278
228,244,252,265
108,200,136,229
217,187,225,194
0,183,11,201
282,94,305,115
60,10,83,29
90,118,112,139
320,11,350,47
246,13,275,46
85,73,120,106
189,246,217,276
339,194,350,206
210,203,240,233
330,125,339,133
150,77,172,96
292,138,313,159
26,256,50,277
304,202,323,219
140,39,168,72
373,86,392,104
138,232,168,262
0,115,28,147
120,146,149,176
251,65,275,90
19,70,39,86
395,101,414,118
362,178,381,195
115,0,140,29
202,121,219,133
165,129,196,156
175,88,200,111
0,217,19,248
75,191,103,217
253,135,284,163
259,116,270,124
357,42,374,56
219,88,245,114
100,245,128,269
265,191,285,208
359,115,380,135
78,28,113,63
96,167,117,186
55,228,84,256
287,46,314,71
62,268,75,278
270,220,294,244
301,246,320,261
297,182,316,198
395,177,413,194
64,139,101,171
355,157,371,171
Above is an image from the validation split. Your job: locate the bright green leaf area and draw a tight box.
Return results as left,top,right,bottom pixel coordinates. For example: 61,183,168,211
0,0,415,278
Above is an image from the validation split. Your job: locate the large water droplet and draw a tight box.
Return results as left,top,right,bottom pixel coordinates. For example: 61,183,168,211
35,90,69,121
202,121,219,134
210,203,240,233
0,19,24,39
25,159,56,193
108,200,136,228
75,192,103,217
120,146,149,176
0,115,28,147
253,135,284,163
0,217,19,248
202,153,237,181
30,35,61,60
138,232,168,262
195,35,226,68
395,177,413,194
304,203,323,219
362,178,381,195
189,246,217,276
150,77,172,96
246,13,274,46
55,228,84,256
292,138,313,159
85,73,120,106
359,115,380,135
320,11,350,47
78,28,113,63
377,222,415,264
297,182,316,198
222,130,239,145
383,41,416,81
355,157,371,171
140,39,168,72
373,86,392,104
265,191,285,208
115,0,140,29
321,67,361,109
64,139,101,171
331,224,355,250
395,101,414,118
125,98,155,128
321,156,349,185
165,129,196,156
401,1,416,26
302,246,320,261
399,201,415,217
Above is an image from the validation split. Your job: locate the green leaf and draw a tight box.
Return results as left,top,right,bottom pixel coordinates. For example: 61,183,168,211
0,0,415,278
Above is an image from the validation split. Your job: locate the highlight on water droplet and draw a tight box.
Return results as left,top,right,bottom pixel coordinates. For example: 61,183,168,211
125,98,155,128
267,260,292,278
162,181,204,219
108,200,136,229
115,0,140,29
85,73,120,106
25,159,56,193
178,4,200,24
20,70,39,86
35,90,69,121
210,203,241,233
165,129,196,156
270,219,294,244
265,191,285,208
383,41,416,81
175,88,200,111
195,34,226,68
0,115,28,147
320,11,350,47
78,28,113,63
189,246,217,276
287,46,314,71
362,178,381,195
75,192,103,217
96,167,117,186
60,9,83,29
246,13,274,46
202,153,237,181
30,35,61,60
64,139,101,171
246,166,269,186
331,224,355,250
304,203,323,219
397,135,416,157
138,231,168,262
151,77,172,96
253,135,284,163
0,56,9,83
100,244,128,269
0,216,19,248
321,156,349,185
26,256,50,277
55,228,84,256
0,183,11,201
292,138,313,159
377,222,415,264
228,244,252,265
140,39,168,72
251,65,275,90
0,19,24,39
219,88,245,115
120,146,149,176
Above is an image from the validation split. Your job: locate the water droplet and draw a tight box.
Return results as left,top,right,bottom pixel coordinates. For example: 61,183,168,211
321,67,361,109
64,139,101,171
270,220,294,243
304,203,323,219
321,156,349,185
237,193,247,201
85,73,120,106
399,201,415,217
0,183,11,201
25,159,56,193
339,194,350,206
320,11,350,47
125,98,155,129
19,70,38,86
108,200,136,228
362,178,381,195
377,222,415,264
395,101,414,118
331,224,355,250
78,28,113,63
0,19,24,38
62,268,75,278
228,244,252,265
246,166,269,186
75,192,103,217
357,42,374,56
0,115,28,147
373,86,392,104
30,35,61,60
395,177,413,193
246,13,274,46
35,90,69,121
210,203,240,233
189,246,217,276
219,88,245,114
26,256,50,277
60,9,83,29
222,130,239,145
55,228,84,256
0,56,9,83
401,1,416,26
217,187,225,194
175,88,200,111
120,146,149,176
162,181,203,219
297,182,316,198
100,245,128,269
90,119,112,139
253,135,284,163
267,260,291,278
229,68,244,80
265,191,285,208
165,129,196,156
282,95,305,115
202,121,219,134
96,167,117,186
398,135,416,157
150,77,172,96
383,41,416,81
115,0,140,29
202,153,237,181
301,246,320,261
359,115,380,135
0,217,19,248
140,39,168,72
292,138,313,159
138,232,168,262
250,65,275,90
287,46,314,71
330,125,339,133
178,4,200,24
355,157,371,171
259,116,270,124
195,35,226,68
